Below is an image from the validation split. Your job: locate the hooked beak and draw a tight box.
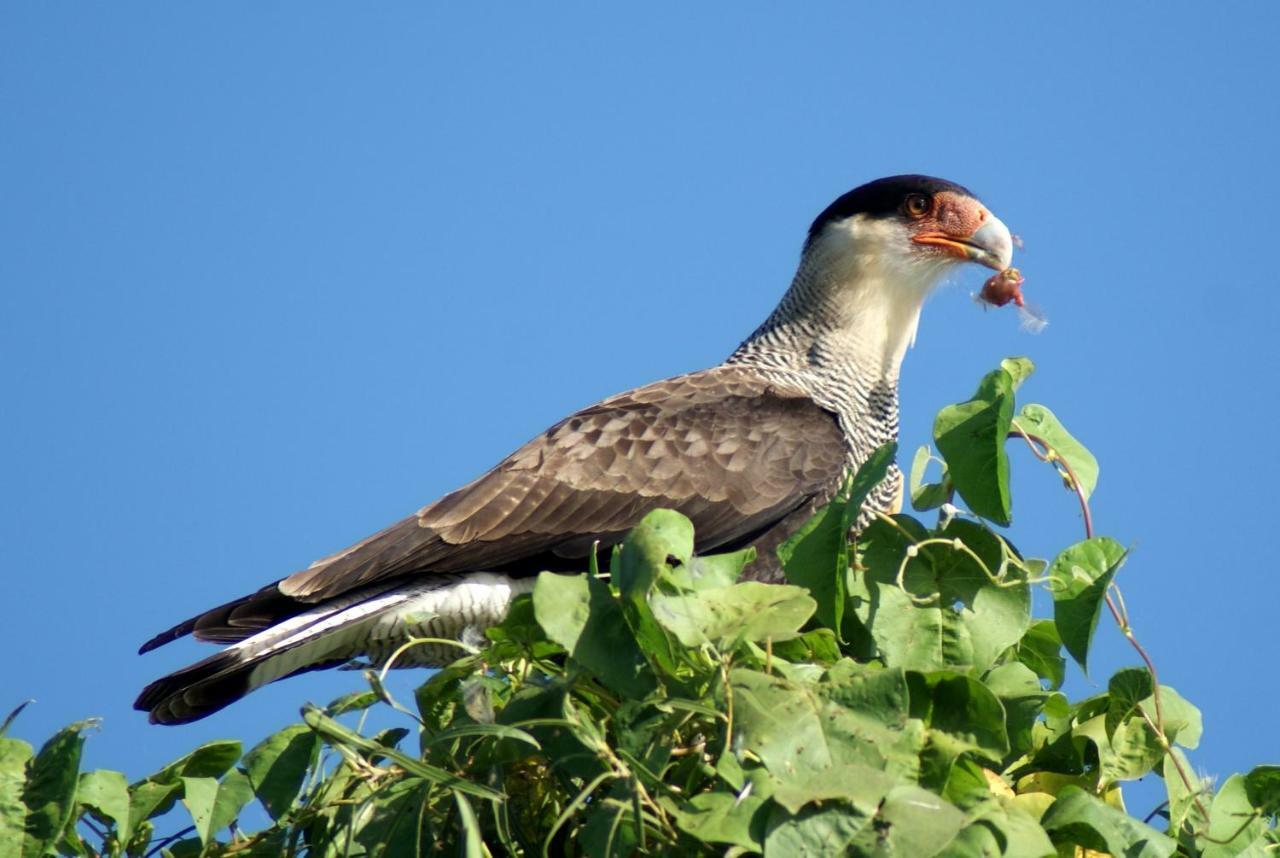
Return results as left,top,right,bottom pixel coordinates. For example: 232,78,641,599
912,212,1014,271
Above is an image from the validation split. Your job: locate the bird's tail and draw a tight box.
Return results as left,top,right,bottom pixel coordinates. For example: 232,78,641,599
135,573,530,725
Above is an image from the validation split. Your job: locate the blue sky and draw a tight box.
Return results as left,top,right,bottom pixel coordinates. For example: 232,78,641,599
3,3,1276,816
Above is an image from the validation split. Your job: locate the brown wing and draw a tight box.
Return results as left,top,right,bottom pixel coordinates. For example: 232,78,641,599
283,365,846,597
142,365,846,650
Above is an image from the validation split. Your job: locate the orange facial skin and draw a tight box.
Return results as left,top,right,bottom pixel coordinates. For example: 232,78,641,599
909,190,995,263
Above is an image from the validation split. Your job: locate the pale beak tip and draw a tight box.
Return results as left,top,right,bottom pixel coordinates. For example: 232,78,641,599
972,214,1015,271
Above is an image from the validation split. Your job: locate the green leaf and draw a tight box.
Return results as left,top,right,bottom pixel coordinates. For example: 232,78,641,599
414,659,480,735
847,785,967,856
241,724,318,821
127,779,180,826
771,628,841,665
613,550,682,679
665,548,755,592
1202,773,1266,858
940,801,1057,858
168,774,253,851
348,778,430,857
453,791,485,858
483,592,544,647
669,790,767,851
1041,785,1175,857
1164,749,1209,837
1153,686,1202,750
764,802,869,855
762,753,902,816
779,442,895,636
939,757,990,808
714,752,745,791
1075,713,1164,784
179,776,220,846
1016,403,1099,500
778,499,849,632
208,770,254,842
147,740,242,783
845,442,898,519
301,704,502,801
367,726,411,761
421,722,540,752
533,572,592,652
935,820,1004,857
649,582,815,648
730,665,923,814
76,769,131,843
1015,619,1066,690
1073,685,1199,784
579,796,639,858
614,508,694,598
532,572,655,698
1049,536,1127,672
498,684,604,783
162,836,205,857
1243,765,1280,816
910,671,1010,766
1105,667,1154,737
323,690,379,716
909,445,953,512
21,721,88,858
1001,357,1036,390
0,738,33,858
983,662,1049,761
934,366,1016,525
856,517,1031,674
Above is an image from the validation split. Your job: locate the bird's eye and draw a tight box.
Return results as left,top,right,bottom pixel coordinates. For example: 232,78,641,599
904,194,930,218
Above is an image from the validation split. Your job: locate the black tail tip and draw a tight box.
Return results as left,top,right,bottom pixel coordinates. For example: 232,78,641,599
134,682,245,726
134,653,256,726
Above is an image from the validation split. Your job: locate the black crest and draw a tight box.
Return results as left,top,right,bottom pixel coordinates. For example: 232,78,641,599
805,175,976,250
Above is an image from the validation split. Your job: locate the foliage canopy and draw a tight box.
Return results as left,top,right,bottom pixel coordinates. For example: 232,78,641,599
4,358,1276,857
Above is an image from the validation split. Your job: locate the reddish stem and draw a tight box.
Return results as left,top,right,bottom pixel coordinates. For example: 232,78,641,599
1008,428,1215,831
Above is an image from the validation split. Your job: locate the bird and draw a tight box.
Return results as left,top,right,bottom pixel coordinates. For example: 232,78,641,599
135,174,1015,725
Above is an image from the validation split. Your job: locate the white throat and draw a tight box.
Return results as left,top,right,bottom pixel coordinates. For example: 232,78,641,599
733,214,953,384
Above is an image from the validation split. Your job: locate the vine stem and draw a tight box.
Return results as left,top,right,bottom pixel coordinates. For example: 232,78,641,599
719,657,735,764
1007,426,1216,836
1007,428,1093,539
870,523,1052,605
143,826,196,858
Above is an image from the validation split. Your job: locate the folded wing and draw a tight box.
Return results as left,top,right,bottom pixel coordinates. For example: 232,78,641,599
141,365,847,652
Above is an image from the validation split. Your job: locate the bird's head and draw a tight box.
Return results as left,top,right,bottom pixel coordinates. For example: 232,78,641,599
757,174,1016,376
803,174,1013,292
